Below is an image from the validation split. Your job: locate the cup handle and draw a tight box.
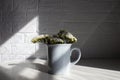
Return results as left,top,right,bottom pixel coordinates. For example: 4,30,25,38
70,48,81,64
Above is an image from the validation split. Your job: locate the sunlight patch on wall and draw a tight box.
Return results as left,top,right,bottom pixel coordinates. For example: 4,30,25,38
0,16,39,63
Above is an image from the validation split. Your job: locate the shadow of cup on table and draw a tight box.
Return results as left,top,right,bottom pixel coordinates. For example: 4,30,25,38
47,44,81,75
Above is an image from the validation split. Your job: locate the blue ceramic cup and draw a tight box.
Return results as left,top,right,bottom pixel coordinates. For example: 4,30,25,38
47,44,81,75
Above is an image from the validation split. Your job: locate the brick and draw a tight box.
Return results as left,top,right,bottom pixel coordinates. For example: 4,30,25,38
13,0,38,11
24,33,39,43
1,54,31,63
0,32,1,42
0,23,13,34
1,54,16,62
0,0,14,12
11,43,36,55
18,16,39,33
0,11,2,22
10,33,24,44
18,54,31,61
0,44,11,54
35,44,47,59
0,23,13,44
0,55,2,62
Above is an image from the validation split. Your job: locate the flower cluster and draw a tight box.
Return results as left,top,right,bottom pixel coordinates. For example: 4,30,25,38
31,30,77,44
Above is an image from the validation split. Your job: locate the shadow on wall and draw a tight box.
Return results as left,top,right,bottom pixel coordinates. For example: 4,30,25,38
36,0,120,59
0,0,38,45
81,1,120,59
76,0,120,71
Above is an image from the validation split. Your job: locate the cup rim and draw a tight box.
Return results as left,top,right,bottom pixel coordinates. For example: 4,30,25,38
47,43,72,46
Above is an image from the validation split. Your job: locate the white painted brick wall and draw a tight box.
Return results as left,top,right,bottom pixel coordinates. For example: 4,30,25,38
10,33,24,44
24,33,39,44
0,44,11,55
18,17,38,33
0,33,38,62
0,31,38,63
0,0,120,62
0,0,39,62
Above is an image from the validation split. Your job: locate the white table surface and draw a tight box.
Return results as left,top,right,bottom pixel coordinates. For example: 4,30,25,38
0,59,120,80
